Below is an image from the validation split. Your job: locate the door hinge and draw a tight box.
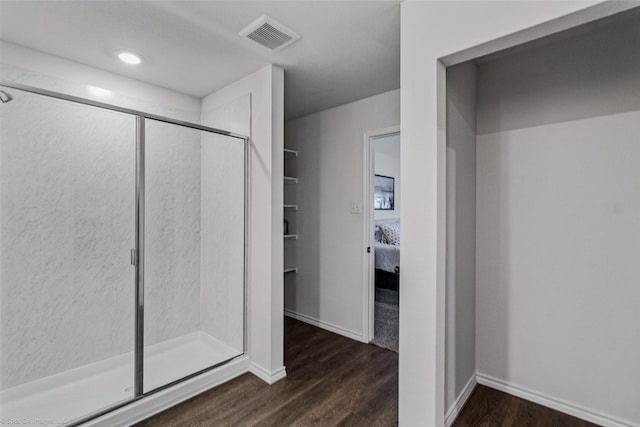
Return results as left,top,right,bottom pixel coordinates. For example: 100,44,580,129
131,248,138,266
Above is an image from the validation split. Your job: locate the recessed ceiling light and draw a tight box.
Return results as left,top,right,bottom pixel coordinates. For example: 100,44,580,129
118,52,142,65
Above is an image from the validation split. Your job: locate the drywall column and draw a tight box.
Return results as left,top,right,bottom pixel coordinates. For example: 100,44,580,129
400,1,610,425
201,64,286,383
444,62,477,421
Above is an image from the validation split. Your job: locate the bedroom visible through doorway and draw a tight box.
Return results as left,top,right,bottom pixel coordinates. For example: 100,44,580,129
364,128,400,352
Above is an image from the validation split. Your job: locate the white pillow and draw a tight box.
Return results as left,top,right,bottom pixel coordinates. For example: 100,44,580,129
379,223,400,246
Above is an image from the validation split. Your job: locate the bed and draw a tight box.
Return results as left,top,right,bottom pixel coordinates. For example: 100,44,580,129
374,219,400,289
374,241,400,274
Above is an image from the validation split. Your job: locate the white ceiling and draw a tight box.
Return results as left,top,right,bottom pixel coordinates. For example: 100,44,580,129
0,1,400,120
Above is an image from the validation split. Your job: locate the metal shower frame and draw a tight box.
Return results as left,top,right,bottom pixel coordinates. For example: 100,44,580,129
0,81,251,426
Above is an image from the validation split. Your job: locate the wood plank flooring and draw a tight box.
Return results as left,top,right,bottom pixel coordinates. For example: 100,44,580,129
452,385,599,427
136,317,398,426
137,318,597,427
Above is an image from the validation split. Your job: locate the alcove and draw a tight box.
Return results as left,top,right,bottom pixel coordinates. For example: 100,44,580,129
445,7,640,425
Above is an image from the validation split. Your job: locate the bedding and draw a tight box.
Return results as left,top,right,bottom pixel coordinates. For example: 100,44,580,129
374,241,400,274
374,218,400,274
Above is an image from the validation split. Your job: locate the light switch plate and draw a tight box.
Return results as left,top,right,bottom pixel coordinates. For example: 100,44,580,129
350,200,361,214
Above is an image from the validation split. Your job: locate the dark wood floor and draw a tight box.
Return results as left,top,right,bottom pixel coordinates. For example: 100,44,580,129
137,318,596,427
452,385,598,427
136,317,398,426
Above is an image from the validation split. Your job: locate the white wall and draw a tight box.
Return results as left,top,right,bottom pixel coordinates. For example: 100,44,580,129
284,89,399,340
374,134,401,221
444,62,476,418
475,21,640,424
201,64,286,383
400,1,614,425
476,111,640,426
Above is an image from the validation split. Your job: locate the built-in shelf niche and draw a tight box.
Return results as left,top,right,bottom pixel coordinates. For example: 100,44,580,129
283,148,298,283
284,147,298,278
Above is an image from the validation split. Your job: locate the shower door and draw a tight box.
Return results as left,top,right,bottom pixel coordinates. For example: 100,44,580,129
142,119,246,393
0,89,137,424
0,84,248,426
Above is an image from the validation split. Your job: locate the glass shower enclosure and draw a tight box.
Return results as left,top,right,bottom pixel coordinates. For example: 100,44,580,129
0,83,248,426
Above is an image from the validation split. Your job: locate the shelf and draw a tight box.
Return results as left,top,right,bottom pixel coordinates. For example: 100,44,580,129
284,148,297,279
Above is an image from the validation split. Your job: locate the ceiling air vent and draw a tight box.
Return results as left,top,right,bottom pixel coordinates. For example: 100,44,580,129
239,15,300,52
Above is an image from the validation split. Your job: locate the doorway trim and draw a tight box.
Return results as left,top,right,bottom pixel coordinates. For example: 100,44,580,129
362,125,400,343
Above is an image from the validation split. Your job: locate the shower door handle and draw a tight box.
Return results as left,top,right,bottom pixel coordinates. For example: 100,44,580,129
131,248,137,266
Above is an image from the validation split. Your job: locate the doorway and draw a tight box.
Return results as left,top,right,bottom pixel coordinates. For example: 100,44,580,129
364,127,400,351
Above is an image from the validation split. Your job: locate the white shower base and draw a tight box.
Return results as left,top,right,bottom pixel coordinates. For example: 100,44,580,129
0,331,240,427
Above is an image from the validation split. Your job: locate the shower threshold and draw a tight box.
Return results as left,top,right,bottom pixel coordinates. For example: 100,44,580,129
0,331,240,427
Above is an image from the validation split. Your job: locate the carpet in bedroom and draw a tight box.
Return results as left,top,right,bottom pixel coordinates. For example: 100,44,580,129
371,287,399,352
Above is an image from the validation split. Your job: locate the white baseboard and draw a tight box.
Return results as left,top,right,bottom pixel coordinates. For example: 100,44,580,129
284,309,364,342
249,362,287,385
444,374,477,427
86,356,250,427
477,373,635,427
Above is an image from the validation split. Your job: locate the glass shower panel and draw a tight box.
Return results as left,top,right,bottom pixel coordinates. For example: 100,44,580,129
0,90,136,424
143,119,245,393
